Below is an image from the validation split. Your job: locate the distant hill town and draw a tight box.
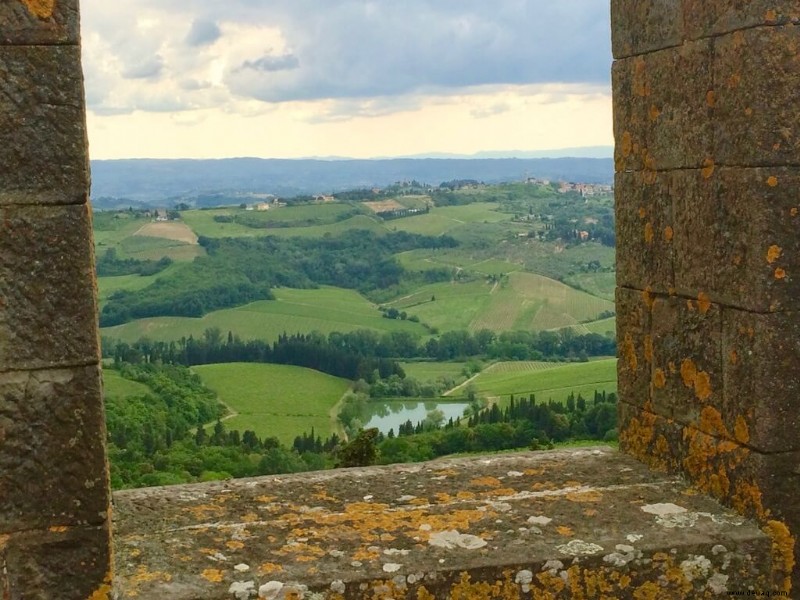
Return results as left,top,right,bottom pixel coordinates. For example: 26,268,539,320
89,157,614,208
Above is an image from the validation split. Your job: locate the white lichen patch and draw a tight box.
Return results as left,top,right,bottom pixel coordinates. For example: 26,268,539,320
428,530,487,550
542,560,564,575
556,539,604,556
515,570,533,593
383,563,402,573
234,563,250,572
527,515,552,526
680,554,712,582
507,471,524,478
626,534,643,543
656,512,700,528
712,544,727,556
706,572,729,594
641,503,687,516
228,580,255,600
330,580,346,594
384,548,410,556
397,495,417,503
603,544,639,568
258,581,283,600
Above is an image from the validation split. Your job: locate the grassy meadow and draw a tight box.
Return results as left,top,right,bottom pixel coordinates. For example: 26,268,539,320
101,286,428,343
471,359,618,404
192,363,351,444
102,369,152,398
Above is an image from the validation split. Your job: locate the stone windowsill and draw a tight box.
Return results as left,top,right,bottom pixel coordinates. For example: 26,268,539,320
112,447,772,599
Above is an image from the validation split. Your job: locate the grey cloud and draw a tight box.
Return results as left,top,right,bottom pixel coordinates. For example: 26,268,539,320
219,0,611,103
241,53,300,73
121,55,164,80
186,19,221,46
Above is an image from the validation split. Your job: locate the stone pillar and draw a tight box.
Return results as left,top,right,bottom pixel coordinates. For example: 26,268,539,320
612,1,799,593
0,1,113,598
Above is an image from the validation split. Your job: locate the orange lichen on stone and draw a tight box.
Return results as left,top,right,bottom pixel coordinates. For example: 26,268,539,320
633,58,650,97
706,90,716,107
764,520,795,593
693,371,712,401
49,525,68,533
732,481,767,521
791,207,798,217
87,574,113,600
225,540,244,550
663,226,674,242
566,490,603,503
653,368,666,389
765,9,779,23
697,292,711,315
638,207,647,219
556,526,574,537
648,105,661,121
642,287,655,310
200,569,223,583
728,73,742,88
258,562,284,574
775,268,787,280
643,335,653,363
767,176,779,188
701,158,716,179
767,245,783,264
622,334,638,371
20,0,55,19
470,476,502,488
621,132,633,157
680,359,697,389
644,222,654,244
729,350,738,365
734,416,750,445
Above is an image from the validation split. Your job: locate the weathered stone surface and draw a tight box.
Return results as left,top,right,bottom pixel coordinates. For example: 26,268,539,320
0,204,99,370
684,0,800,39
714,25,800,167
0,0,79,45
611,0,682,58
619,401,799,592
0,366,109,534
671,168,722,299
3,525,112,600
112,449,774,599
0,45,88,204
650,295,723,428
615,171,674,293
723,308,800,453
616,287,653,408
713,167,800,312
613,42,714,173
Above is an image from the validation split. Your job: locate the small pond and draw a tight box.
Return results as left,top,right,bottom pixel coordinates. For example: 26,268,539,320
363,401,471,434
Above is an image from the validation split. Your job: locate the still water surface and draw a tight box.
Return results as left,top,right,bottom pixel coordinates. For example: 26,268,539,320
363,401,471,434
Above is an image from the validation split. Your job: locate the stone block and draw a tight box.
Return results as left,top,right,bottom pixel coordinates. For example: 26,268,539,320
613,42,714,172
615,171,675,293
723,308,800,453
0,204,99,370
616,287,653,408
684,0,800,39
619,400,800,533
4,525,112,599
611,0,683,58
712,167,800,313
0,0,79,45
714,25,800,167
649,295,723,428
0,45,88,205
0,366,109,534
671,168,722,298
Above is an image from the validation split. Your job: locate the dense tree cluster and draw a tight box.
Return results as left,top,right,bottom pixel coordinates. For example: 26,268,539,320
100,230,458,327
96,248,173,277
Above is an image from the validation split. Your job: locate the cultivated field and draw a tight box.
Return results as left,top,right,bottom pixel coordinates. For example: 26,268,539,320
399,361,468,382
102,369,152,398
387,271,614,333
97,263,186,305
101,286,429,343
364,200,407,212
388,203,511,236
471,358,618,403
193,363,351,444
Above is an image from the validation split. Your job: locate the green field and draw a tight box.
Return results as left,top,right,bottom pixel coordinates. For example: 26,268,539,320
387,271,614,333
102,369,152,398
388,203,511,236
563,272,616,301
97,263,187,304
472,359,618,403
193,363,351,444
399,361,468,382
181,206,386,239
101,286,429,343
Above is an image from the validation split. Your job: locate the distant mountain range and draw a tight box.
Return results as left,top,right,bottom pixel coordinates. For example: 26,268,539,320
89,156,614,208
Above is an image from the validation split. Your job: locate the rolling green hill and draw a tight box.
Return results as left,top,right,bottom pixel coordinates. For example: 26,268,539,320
192,363,351,444
101,286,428,343
471,359,618,404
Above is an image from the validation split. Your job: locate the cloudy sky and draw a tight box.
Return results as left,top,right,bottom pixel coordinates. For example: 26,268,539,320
80,0,613,160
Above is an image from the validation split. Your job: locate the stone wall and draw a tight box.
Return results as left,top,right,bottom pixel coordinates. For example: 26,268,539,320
612,1,799,592
0,1,113,598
